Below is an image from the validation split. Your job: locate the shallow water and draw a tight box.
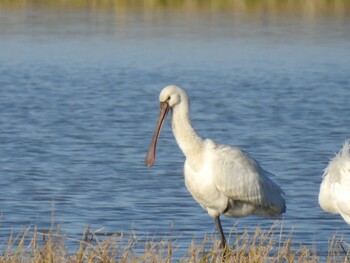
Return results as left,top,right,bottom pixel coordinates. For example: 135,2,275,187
0,3,350,257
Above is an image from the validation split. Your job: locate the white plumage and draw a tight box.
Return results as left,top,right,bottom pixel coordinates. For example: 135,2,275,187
319,140,350,224
145,85,286,247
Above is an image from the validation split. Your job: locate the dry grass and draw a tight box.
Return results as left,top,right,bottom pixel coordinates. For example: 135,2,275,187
0,221,349,263
0,0,349,17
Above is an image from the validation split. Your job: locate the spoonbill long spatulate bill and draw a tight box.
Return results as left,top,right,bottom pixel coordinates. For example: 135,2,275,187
145,85,286,248
319,140,350,225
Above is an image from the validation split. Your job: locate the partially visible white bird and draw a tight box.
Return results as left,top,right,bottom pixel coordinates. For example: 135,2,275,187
319,140,350,224
145,85,286,248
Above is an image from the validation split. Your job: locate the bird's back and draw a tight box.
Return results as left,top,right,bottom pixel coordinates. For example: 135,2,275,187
184,139,286,218
210,141,286,217
319,140,350,224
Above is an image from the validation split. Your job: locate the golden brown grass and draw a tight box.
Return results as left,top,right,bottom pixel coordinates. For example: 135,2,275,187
0,0,349,18
0,221,349,263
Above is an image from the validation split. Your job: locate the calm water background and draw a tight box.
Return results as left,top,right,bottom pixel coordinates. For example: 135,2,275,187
0,2,350,257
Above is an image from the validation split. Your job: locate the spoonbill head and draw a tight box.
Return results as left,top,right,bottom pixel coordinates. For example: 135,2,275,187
145,85,187,167
319,140,350,224
145,85,286,248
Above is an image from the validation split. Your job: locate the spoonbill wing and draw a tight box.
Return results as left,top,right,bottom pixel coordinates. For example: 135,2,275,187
210,143,285,213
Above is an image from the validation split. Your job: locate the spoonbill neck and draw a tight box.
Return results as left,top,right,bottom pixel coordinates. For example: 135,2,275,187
171,101,203,158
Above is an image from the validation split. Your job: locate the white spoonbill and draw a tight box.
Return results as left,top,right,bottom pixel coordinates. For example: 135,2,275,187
145,85,286,248
319,140,350,224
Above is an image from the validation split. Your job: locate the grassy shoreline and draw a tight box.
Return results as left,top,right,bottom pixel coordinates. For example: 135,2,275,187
0,0,349,17
1,221,348,262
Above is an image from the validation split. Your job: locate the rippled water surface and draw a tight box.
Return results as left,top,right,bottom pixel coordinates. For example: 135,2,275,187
0,3,350,257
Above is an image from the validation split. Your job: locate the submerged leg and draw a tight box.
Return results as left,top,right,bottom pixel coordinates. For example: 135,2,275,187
215,215,226,249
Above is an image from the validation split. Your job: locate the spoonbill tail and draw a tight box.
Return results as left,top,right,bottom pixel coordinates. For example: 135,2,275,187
145,85,286,248
319,140,350,224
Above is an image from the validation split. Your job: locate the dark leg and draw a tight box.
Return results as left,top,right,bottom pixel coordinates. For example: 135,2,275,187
215,215,226,249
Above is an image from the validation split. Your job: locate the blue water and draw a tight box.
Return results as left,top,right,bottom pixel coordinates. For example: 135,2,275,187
0,7,350,257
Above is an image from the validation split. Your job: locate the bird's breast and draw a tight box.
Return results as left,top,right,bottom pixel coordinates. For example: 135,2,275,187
184,158,228,215
319,177,339,214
